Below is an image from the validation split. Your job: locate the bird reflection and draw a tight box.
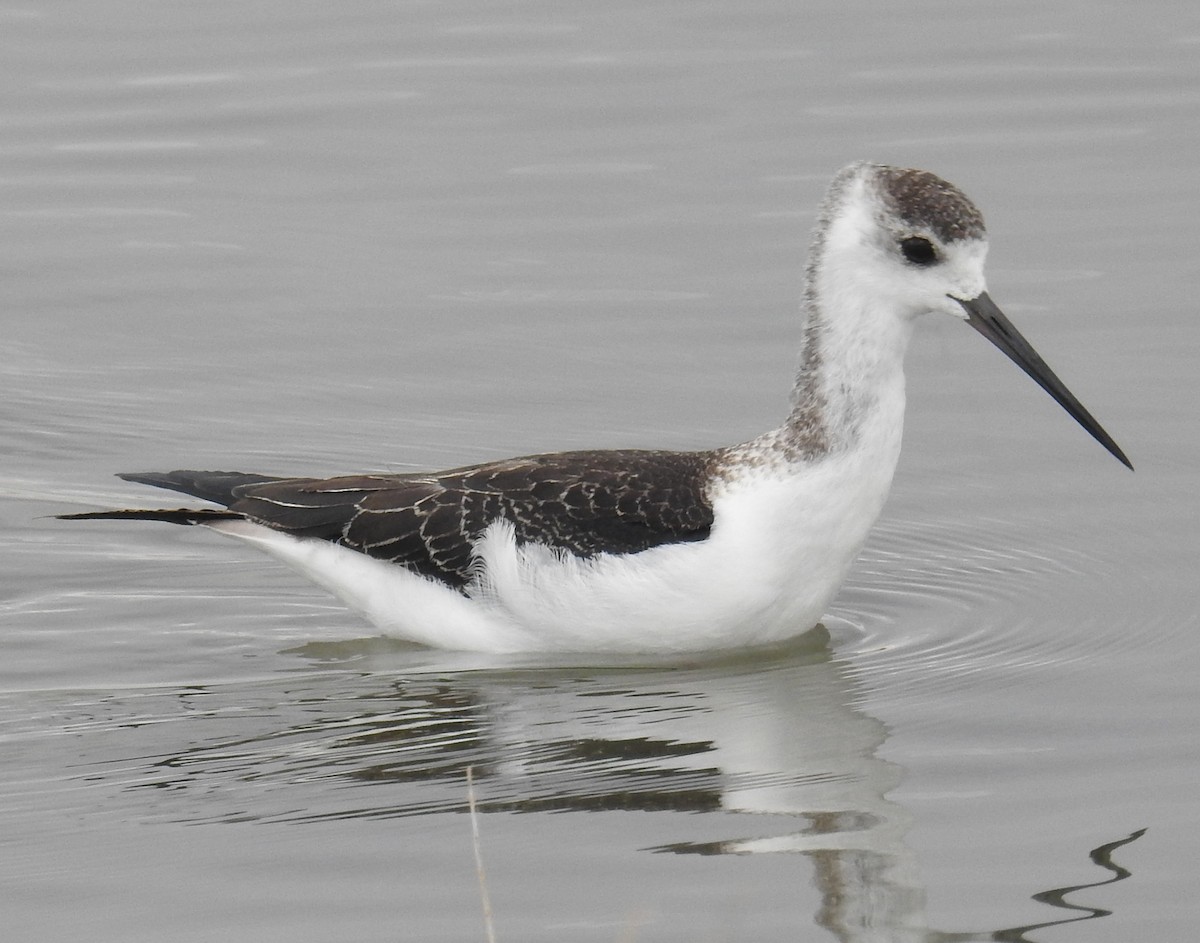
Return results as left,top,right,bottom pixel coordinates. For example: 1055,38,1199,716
137,630,1144,942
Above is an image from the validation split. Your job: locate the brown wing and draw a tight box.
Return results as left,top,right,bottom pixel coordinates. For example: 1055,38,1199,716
112,450,717,589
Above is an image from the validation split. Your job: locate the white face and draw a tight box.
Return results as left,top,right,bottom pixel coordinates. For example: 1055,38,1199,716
822,172,992,324
897,234,989,318
813,164,1130,470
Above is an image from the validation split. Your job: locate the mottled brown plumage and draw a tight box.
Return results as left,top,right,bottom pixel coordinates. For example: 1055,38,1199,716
874,166,986,243
69,451,718,589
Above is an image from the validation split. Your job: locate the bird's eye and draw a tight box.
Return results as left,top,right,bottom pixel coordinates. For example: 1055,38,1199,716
899,236,938,266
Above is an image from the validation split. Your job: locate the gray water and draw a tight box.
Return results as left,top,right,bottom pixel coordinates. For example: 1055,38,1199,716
3,2,1198,940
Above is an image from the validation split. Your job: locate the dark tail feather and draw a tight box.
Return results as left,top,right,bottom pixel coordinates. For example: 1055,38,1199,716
116,470,286,507
58,471,279,527
57,508,241,526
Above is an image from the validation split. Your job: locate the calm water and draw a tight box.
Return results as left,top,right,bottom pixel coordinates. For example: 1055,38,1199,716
3,1,1198,940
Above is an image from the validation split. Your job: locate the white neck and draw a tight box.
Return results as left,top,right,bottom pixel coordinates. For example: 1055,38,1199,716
762,174,918,465
789,275,913,449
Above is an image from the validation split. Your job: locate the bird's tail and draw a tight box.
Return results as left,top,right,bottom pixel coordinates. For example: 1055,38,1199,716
57,507,240,526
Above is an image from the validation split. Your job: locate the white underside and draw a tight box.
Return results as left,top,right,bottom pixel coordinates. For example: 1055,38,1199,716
208,441,899,654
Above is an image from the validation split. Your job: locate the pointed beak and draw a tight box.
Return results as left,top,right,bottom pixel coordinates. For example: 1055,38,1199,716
956,292,1132,470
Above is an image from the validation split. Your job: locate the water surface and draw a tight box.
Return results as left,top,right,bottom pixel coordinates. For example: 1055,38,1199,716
3,2,1198,940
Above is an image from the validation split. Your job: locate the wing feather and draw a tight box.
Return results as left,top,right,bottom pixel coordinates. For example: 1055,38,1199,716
85,450,717,589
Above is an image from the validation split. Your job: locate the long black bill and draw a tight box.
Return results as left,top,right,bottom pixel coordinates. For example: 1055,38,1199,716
957,292,1132,470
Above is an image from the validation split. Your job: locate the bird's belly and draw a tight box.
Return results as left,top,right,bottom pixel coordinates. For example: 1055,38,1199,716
463,457,893,652
209,454,894,654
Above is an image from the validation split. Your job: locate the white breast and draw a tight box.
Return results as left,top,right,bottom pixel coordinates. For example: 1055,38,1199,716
210,421,901,654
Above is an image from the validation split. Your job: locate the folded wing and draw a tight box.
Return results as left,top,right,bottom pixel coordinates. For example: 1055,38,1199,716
66,450,717,589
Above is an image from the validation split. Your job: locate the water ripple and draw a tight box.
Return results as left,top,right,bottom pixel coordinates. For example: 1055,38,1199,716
828,511,1170,703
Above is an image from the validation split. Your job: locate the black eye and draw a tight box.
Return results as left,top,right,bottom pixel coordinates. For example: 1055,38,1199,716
899,236,938,266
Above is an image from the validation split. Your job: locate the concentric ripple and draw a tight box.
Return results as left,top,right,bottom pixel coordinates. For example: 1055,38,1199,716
826,506,1179,702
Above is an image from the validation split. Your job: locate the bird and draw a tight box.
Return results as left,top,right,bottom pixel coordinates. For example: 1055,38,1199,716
60,162,1131,654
